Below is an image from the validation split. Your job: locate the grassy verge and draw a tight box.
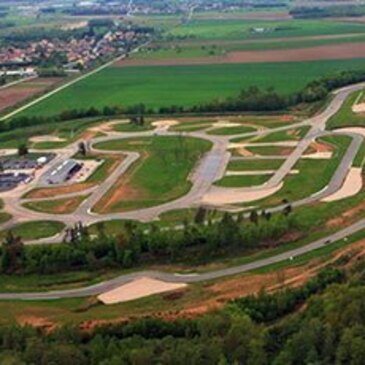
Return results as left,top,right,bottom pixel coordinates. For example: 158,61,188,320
215,174,271,187
23,195,89,214
0,221,65,241
243,145,295,156
112,121,154,132
207,125,256,136
227,159,283,171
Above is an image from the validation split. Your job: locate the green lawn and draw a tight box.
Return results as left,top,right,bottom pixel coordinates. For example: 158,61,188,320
244,145,295,156
254,126,310,143
0,221,65,241
171,120,215,132
227,159,283,171
207,125,257,136
23,195,89,214
113,121,154,132
94,136,212,212
215,174,271,187
16,59,365,118
327,89,365,129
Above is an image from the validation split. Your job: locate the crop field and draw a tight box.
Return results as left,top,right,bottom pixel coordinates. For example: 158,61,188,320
17,58,365,118
136,34,365,61
166,19,365,41
0,77,63,114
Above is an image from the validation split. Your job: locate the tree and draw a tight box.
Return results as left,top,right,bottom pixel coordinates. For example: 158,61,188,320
250,210,259,225
17,143,28,156
194,207,207,225
78,141,87,156
1,230,24,273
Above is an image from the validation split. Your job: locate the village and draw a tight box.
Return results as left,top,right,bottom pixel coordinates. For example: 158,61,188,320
0,24,152,75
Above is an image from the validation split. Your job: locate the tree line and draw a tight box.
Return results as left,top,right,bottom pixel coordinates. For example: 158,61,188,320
1,208,298,275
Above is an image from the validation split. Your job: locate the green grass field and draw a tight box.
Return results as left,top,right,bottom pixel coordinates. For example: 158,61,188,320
215,174,271,187
112,121,154,132
227,159,283,171
207,125,257,135
23,195,89,214
16,59,365,118
94,136,212,212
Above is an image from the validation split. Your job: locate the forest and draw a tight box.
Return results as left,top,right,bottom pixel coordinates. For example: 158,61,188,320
0,264,365,364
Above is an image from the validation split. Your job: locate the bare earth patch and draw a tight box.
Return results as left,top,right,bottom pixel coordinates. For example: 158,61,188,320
202,182,283,205
24,183,95,199
0,77,62,112
30,135,66,143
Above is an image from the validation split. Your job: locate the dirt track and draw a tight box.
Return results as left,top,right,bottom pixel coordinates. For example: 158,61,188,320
116,42,365,67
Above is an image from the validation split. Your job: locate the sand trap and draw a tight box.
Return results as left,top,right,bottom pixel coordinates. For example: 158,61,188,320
202,182,283,205
30,135,66,143
352,91,365,113
335,127,365,137
303,152,333,159
212,121,242,128
228,141,298,149
225,170,299,176
152,120,179,129
322,167,363,202
98,277,187,304
352,103,365,113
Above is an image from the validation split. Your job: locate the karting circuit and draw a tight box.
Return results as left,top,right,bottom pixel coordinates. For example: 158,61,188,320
0,82,364,302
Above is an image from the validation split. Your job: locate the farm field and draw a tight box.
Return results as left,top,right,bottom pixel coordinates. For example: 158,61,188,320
166,19,365,41
122,42,365,66
17,58,365,118
136,33,365,60
0,77,63,114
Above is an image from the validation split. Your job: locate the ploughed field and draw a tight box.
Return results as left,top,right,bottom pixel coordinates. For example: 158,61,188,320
17,58,365,117
0,78,62,113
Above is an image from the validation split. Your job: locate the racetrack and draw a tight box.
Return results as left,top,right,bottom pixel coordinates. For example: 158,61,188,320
0,82,364,300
